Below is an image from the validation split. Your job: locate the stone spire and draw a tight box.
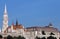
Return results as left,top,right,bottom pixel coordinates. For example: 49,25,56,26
4,4,7,13
2,4,8,33
16,20,18,26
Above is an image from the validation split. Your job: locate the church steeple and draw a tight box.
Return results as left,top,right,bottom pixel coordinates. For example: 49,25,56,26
2,4,8,33
16,20,18,26
4,4,7,13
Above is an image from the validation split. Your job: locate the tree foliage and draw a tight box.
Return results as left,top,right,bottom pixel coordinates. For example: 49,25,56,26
47,36,57,39
59,38,60,39
35,36,41,39
7,35,13,39
41,37,46,39
0,35,2,38
17,36,25,39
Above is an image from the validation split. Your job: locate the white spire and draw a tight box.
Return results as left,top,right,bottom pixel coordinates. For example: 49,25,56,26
2,4,8,33
4,4,7,13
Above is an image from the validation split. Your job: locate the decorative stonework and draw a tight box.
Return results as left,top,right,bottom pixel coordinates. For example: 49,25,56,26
2,4,8,33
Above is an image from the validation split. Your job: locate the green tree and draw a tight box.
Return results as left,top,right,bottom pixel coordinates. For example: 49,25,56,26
7,35,13,39
41,37,46,39
35,36,41,39
59,38,60,39
54,37,57,39
47,36,57,39
17,36,25,39
17,36,22,39
21,37,25,39
0,35,2,38
0,35,2,39
14,36,17,39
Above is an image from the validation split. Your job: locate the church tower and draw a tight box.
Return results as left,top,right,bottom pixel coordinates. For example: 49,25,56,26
2,4,8,33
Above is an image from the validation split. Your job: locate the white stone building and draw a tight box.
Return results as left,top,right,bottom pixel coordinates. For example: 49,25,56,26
0,4,60,39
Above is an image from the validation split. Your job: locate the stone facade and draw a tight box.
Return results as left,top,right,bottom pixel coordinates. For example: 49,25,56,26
0,23,60,39
1,4,60,39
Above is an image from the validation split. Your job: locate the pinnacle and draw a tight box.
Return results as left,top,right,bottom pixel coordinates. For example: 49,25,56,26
4,4,7,13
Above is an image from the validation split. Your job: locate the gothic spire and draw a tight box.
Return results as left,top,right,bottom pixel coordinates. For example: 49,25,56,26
2,4,8,33
16,20,18,26
4,4,7,14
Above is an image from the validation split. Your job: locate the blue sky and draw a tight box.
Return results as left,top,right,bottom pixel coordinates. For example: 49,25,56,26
0,0,60,30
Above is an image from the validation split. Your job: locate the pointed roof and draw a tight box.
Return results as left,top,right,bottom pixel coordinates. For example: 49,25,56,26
48,23,53,27
4,4,7,13
16,20,18,26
